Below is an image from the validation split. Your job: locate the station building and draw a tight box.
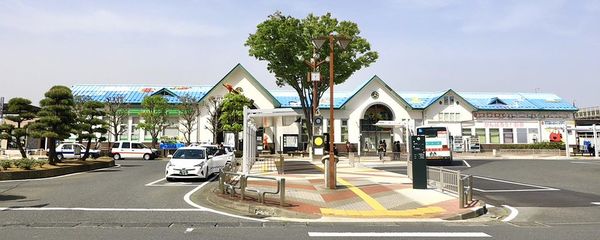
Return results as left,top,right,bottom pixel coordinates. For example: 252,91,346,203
70,64,578,153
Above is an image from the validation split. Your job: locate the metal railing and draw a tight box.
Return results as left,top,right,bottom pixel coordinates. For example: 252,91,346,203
426,166,474,208
218,170,286,206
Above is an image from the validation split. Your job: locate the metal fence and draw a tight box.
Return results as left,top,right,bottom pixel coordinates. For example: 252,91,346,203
426,166,474,208
242,107,257,174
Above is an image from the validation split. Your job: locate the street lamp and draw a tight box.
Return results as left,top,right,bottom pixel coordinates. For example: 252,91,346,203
312,33,351,189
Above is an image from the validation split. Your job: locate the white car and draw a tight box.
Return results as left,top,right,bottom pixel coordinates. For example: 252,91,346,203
55,143,101,160
165,146,230,181
111,141,160,160
200,144,235,163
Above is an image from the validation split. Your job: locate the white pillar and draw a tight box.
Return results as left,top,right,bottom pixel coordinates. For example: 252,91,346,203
594,124,599,159
242,107,249,174
564,126,570,157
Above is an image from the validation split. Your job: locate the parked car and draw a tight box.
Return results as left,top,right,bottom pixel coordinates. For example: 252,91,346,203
164,146,230,181
55,143,101,160
200,144,235,163
111,141,160,160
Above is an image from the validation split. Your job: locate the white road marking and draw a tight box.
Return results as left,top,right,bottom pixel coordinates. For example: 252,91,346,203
0,207,206,212
307,232,491,237
473,188,560,193
473,176,559,192
185,228,194,233
0,164,122,183
571,161,600,165
145,177,167,186
591,202,600,205
462,160,471,168
183,175,267,222
502,205,519,222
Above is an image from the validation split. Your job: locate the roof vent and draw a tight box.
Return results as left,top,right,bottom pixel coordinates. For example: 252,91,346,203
489,97,507,105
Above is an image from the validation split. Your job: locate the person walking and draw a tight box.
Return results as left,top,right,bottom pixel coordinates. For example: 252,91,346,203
378,140,385,162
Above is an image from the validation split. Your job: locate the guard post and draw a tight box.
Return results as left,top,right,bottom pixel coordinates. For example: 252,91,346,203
411,136,427,189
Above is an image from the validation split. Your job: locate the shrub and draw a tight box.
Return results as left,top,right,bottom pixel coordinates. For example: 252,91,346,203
0,160,13,170
35,159,49,168
14,158,36,170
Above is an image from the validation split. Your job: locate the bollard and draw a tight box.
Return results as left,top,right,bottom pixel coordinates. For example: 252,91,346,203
280,178,286,206
458,177,465,208
492,149,497,157
219,171,225,194
278,155,284,175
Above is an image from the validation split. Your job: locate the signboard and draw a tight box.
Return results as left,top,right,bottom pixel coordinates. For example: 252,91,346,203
473,111,571,120
410,136,427,189
453,136,464,152
469,137,480,152
311,72,320,82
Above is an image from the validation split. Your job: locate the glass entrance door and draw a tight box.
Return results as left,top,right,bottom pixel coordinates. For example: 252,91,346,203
361,131,393,155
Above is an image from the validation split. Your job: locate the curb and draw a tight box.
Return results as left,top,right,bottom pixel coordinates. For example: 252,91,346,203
443,202,488,220
0,160,115,181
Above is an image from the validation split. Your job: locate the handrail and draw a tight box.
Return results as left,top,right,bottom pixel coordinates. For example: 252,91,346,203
425,166,474,208
218,170,286,206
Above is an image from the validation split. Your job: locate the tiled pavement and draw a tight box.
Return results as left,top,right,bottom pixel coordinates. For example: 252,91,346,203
232,157,478,220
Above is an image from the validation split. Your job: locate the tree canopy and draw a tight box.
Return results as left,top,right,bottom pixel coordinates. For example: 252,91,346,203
29,86,77,164
75,99,108,160
138,95,170,148
219,93,254,134
246,12,378,146
0,97,37,158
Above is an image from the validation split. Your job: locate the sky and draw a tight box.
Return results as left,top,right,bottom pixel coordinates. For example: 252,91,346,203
0,0,599,107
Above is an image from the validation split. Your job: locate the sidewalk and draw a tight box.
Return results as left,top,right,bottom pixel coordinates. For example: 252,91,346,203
193,157,484,222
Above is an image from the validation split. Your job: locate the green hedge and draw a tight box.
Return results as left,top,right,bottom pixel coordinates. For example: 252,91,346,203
0,160,13,170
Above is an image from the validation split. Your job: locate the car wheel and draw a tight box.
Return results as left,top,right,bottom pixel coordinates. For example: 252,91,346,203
56,153,64,160
113,153,121,160
143,154,151,160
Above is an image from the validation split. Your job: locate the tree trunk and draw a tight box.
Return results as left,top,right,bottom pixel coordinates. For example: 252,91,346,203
48,139,57,165
81,138,92,161
16,139,27,159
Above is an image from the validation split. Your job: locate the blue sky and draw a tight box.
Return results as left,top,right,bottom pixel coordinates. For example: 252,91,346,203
0,0,599,107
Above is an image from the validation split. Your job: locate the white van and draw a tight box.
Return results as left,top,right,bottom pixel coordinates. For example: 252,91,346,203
111,141,160,160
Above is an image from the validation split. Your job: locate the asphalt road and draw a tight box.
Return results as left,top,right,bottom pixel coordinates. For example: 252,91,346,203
2,158,600,239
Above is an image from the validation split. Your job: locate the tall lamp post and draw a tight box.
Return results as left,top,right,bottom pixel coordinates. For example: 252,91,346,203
312,33,351,189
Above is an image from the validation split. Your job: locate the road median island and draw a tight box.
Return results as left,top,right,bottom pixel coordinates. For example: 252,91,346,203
191,157,486,222
0,158,115,181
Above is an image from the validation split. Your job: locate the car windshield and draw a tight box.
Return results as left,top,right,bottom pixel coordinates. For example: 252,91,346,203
172,149,205,159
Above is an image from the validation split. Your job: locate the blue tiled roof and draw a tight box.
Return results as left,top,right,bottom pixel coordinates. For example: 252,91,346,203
397,91,446,109
71,85,212,104
271,91,352,109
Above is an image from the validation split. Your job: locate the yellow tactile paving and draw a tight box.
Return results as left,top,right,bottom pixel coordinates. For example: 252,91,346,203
319,206,445,218
336,177,387,211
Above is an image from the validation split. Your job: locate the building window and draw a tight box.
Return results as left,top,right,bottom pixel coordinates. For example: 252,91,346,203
119,124,129,140
475,128,486,144
503,128,514,144
490,128,500,144
443,96,449,105
462,128,472,136
131,117,140,141
341,120,348,143
517,128,528,143
528,128,539,143
449,96,455,105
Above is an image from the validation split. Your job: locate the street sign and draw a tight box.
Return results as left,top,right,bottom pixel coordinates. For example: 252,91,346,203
411,136,427,189
311,72,320,82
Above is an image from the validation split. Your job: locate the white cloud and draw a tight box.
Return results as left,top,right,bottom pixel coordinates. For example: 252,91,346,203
0,1,227,37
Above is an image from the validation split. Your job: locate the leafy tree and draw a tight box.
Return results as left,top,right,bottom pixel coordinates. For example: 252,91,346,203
29,86,77,165
177,95,201,145
138,95,170,148
246,12,378,148
105,96,129,144
0,98,37,158
75,100,108,160
205,96,223,144
219,93,253,134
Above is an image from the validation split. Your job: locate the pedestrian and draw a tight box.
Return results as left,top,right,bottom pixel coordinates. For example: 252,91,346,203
378,140,385,162
346,141,351,154
382,139,387,157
